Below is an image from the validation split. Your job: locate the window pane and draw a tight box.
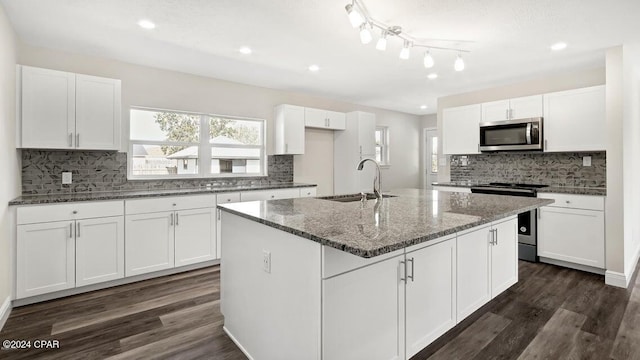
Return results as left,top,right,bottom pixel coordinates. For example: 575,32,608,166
431,154,438,173
376,146,382,163
210,118,262,145
211,147,261,174
131,144,199,176
432,137,438,155
131,109,200,142
375,130,381,145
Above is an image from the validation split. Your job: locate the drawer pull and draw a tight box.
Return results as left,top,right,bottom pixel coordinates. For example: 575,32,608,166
566,200,571,204
72,210,78,214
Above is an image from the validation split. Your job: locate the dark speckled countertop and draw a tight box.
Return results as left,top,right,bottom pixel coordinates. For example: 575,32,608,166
433,182,606,196
9,183,316,205
218,188,554,258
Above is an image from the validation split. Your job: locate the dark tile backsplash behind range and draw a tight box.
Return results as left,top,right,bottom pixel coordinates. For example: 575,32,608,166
450,151,606,187
21,150,294,195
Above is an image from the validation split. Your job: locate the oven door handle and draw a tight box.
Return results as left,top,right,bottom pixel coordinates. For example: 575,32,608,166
526,123,532,145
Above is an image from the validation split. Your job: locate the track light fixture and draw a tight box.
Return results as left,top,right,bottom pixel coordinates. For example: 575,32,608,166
345,0,471,70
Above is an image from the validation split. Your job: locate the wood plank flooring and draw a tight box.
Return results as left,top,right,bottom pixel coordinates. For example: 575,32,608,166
0,260,639,359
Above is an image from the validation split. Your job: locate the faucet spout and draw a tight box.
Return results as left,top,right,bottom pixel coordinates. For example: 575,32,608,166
356,158,382,200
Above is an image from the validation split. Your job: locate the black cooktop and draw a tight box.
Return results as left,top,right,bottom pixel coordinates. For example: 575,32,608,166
487,182,549,189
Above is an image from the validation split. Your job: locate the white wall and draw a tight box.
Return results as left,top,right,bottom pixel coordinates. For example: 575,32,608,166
0,3,20,322
17,43,422,196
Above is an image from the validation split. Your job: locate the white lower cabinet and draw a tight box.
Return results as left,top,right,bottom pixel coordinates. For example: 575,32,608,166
17,221,75,298
490,218,518,296
405,237,457,358
76,216,124,287
322,254,405,360
125,211,175,276
174,208,216,267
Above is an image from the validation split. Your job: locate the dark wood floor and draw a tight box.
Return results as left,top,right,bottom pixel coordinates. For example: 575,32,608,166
1,260,639,359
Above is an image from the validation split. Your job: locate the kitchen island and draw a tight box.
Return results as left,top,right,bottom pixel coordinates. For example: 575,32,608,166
218,188,553,360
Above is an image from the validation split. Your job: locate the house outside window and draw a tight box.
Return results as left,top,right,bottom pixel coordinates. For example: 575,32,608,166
129,108,266,179
375,126,390,166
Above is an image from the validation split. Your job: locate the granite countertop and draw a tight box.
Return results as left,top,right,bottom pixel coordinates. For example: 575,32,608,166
9,182,317,206
432,182,607,196
218,188,554,258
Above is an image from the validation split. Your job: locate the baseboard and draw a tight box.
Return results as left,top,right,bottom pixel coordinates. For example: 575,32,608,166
223,326,254,360
605,270,629,288
539,257,605,275
0,296,11,332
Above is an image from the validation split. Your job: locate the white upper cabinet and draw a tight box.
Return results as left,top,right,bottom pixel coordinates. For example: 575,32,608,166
304,108,346,130
442,104,481,155
75,74,121,150
482,95,542,122
273,104,305,155
543,85,605,152
18,65,121,150
357,112,376,156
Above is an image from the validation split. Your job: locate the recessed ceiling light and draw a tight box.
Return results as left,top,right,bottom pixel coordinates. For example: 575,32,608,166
551,42,567,51
137,19,156,29
420,105,428,110
239,46,252,55
427,73,438,80
308,64,320,72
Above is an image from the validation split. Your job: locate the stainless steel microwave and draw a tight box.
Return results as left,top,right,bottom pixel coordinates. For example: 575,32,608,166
479,117,543,152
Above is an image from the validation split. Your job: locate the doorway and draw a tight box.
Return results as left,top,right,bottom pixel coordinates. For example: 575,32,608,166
424,128,438,189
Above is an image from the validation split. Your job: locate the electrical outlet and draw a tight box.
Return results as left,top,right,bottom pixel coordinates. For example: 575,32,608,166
62,172,72,184
583,156,592,167
263,250,271,273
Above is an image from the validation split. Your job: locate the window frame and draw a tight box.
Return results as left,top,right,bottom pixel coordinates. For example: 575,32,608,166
127,107,267,180
375,126,390,167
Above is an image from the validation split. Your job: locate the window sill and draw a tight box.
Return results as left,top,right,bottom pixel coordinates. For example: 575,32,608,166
380,164,391,169
127,173,268,181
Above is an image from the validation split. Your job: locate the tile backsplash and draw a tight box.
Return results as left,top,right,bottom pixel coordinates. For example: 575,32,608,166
450,151,606,187
21,150,294,195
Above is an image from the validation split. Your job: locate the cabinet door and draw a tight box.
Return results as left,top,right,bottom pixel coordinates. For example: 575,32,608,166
357,112,376,155
406,238,457,358
442,104,481,155
274,104,305,154
456,225,491,320
538,207,605,268
510,95,543,119
75,75,121,150
17,221,75,298
490,218,518,297
481,100,510,122
20,66,76,149
304,107,327,128
175,208,216,266
216,193,240,260
326,110,346,130
544,86,605,152
323,256,404,360
76,216,125,287
125,212,175,276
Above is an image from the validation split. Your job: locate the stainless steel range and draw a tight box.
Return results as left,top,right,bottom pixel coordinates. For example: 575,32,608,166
470,182,548,262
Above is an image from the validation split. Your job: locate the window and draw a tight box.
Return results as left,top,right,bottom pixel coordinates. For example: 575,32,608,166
375,126,389,166
129,108,266,179
431,137,438,173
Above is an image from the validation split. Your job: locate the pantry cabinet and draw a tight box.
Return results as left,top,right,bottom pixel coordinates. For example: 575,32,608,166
18,65,121,150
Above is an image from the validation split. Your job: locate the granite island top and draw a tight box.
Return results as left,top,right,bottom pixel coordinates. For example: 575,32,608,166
218,188,554,258
433,182,607,196
9,182,316,206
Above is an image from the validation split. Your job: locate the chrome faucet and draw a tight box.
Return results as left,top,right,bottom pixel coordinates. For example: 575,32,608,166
356,158,382,200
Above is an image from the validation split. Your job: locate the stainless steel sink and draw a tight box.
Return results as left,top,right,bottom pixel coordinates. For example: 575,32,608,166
318,193,397,203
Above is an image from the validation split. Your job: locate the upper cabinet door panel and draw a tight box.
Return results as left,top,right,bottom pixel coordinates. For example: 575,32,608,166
326,110,346,130
509,95,543,119
274,104,305,154
442,104,481,155
481,100,510,122
357,112,376,155
304,107,326,128
75,75,121,150
21,66,76,149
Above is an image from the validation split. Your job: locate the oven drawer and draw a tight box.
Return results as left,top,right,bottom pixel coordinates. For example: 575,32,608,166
537,193,604,211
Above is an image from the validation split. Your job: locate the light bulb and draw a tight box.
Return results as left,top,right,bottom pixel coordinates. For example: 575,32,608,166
551,42,567,51
359,24,372,44
376,31,387,51
399,41,411,60
454,54,465,71
345,4,365,28
423,50,434,68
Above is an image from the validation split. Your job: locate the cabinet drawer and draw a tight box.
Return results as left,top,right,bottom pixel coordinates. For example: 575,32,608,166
322,245,404,279
240,188,300,202
299,187,317,198
432,186,472,193
125,194,215,214
17,200,124,225
537,193,604,211
216,192,241,204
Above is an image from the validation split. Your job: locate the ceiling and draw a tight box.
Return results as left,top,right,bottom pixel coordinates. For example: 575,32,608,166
2,0,639,115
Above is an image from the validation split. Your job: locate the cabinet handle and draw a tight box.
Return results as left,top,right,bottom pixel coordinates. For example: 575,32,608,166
544,139,548,150
408,257,415,282
270,195,275,199
68,133,73,147
77,222,80,237
69,222,73,238
509,108,513,119
400,260,407,283
565,200,571,204
170,213,174,226
505,109,509,119
76,133,80,147
538,209,541,219
217,208,221,221
359,145,362,155
176,213,179,226
285,144,288,153
494,229,498,245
